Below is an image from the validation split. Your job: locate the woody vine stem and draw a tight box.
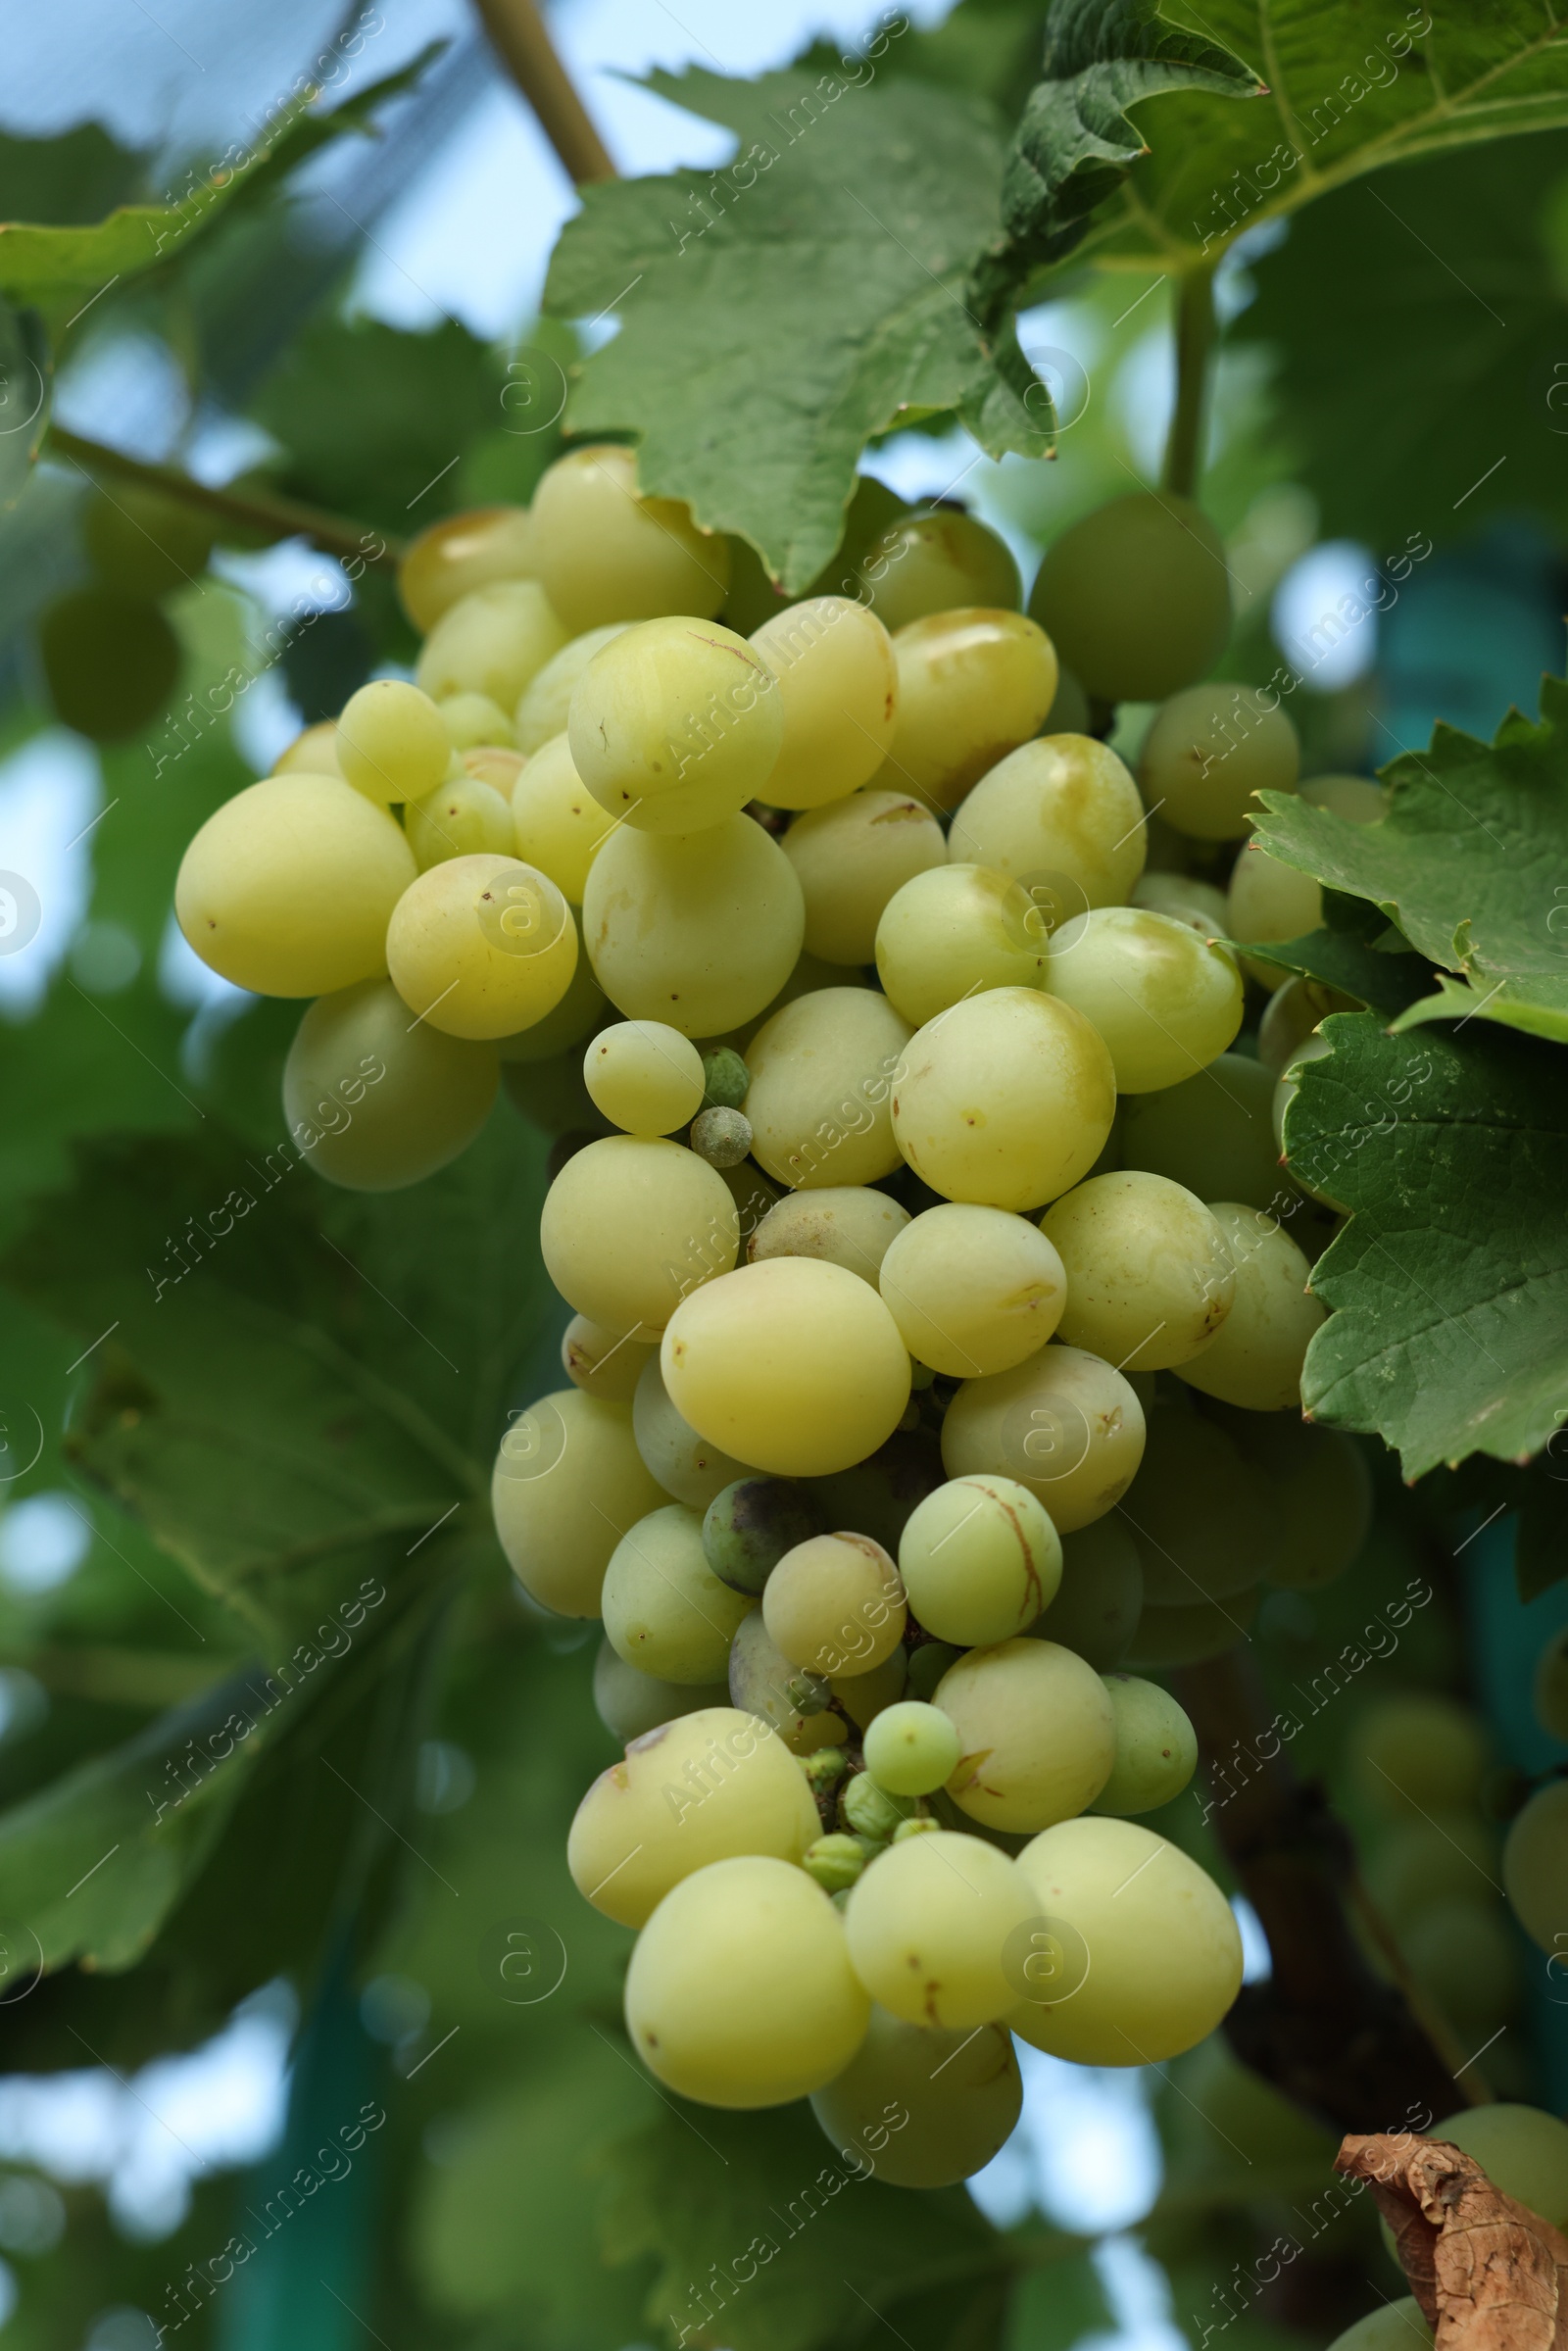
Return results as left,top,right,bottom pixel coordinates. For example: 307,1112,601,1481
1160,265,1218,503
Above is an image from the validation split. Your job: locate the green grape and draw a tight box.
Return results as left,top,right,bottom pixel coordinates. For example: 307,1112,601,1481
1028,1516,1144,1670
1042,1172,1237,1372
495,915,608,1062
841,1770,918,1841
1502,1779,1568,1956
1091,1674,1198,1815
863,1700,962,1796
633,1353,757,1507
510,731,616,906
811,2006,1021,2185
690,1106,751,1165
744,987,912,1191
415,579,568,710
592,1638,727,1742
1027,492,1231,705
1272,1032,1334,1158
662,1258,911,1478
947,737,1148,914
751,596,900,808
940,1343,1148,1534
514,623,630,753
40,586,179,740
1301,773,1386,824
563,1314,659,1404
1045,907,1244,1093
891,988,1116,1211
1130,870,1230,934
437,690,514,750
906,1641,961,1699
858,509,1021,632
175,774,416,998
761,1532,906,1677
1226,842,1322,984
568,616,783,835
271,721,344,779
1008,1816,1243,2064
934,1637,1115,1831
568,1703,819,1925
1256,975,1354,1078
1353,1693,1487,1818
1534,1627,1568,1743
1428,2102,1568,2228
749,1185,908,1286
491,1389,665,1616
806,1834,870,1893
1119,1055,1286,1217
701,1047,751,1110
1405,1897,1519,2033
1362,1813,1497,1919
1139,684,1301,841
875,863,1049,1027
807,1427,947,1554
844,1829,1035,2027
386,853,577,1040
1123,1588,1257,1669
703,1476,823,1596
337,678,450,806
830,1644,908,1729
727,1605,834,1747
1324,2303,1432,2351
602,1503,754,1682
884,609,1058,811
1114,1399,1275,1602
878,1201,1067,1379
82,484,217,597
583,811,805,1039
783,784,946,965
282,978,497,1190
583,1020,707,1136
899,1475,1060,1646
1173,1202,1324,1410
460,742,523,800
540,1134,739,1332
528,443,729,632
406,772,515,869
398,505,534,633
625,1854,869,2108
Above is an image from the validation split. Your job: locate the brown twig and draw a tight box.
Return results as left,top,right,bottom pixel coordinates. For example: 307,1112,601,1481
469,0,616,184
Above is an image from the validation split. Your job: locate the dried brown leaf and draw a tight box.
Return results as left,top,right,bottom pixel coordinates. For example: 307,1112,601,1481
1337,2134,1568,2351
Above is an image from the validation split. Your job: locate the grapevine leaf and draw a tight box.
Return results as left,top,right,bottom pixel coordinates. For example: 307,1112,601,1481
1285,1014,1568,1478
544,68,1050,592
0,296,50,510
1226,890,1438,1015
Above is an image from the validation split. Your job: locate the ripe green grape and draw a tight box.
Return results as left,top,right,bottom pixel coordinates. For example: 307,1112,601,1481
899,1475,1061,1646
582,812,805,1038
1123,1588,1257,1669
406,772,515,869
1324,2302,1432,2351
1502,1779,1568,1956
398,505,534,633
175,774,416,997
633,1353,758,1508
761,1532,906,1677
806,1427,946,1555
514,623,630,753
541,1134,738,1333
947,736,1148,914
751,596,900,808
568,616,783,835
82,484,217,597
1353,1693,1487,1818
863,1701,962,1796
1139,684,1301,841
509,732,616,906
891,988,1116,1211
1119,1054,1287,1218
271,721,343,779
563,1314,659,1404
1092,1674,1199,1815
703,1476,823,1595
1115,1399,1275,1602
567,1704,819,1925
336,678,450,806
884,609,1058,810
386,853,577,1040
743,987,912,1190
592,1638,727,1742
436,690,514,750
844,1830,1036,2027
727,1605,837,1748
528,444,729,632
934,1637,1115,1831
1362,1813,1497,1919
625,1854,869,2108
583,1020,707,1136
857,509,1021,631
1428,2102,1568,2228
810,2006,1021,2186
1027,492,1230,706
1534,1627,1568,1743
1045,906,1244,1093
40,587,180,740
877,1202,1067,1379
1405,1897,1519,2033
282,979,497,1190
875,863,1050,1027
662,1258,911,1479
940,1343,1148,1533
749,1185,909,1285
496,916,607,1061
1173,1202,1324,1410
415,579,568,710
491,1389,665,1616
1130,870,1230,934
782,785,947,965
1009,1816,1243,2064
1028,1516,1144,1670
602,1503,754,1681
1257,975,1354,1078
1226,842,1322,982
1042,1172,1237,1372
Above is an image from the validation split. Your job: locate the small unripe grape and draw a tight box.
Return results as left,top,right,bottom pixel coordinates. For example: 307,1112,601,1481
1139,683,1301,840
701,1047,751,1110
906,1641,960,1699
1028,492,1230,705
405,772,514,868
751,596,900,808
584,1020,706,1136
437,690,514,749
569,615,783,834
415,579,568,710
863,1700,962,1796
948,736,1148,914
514,623,630,753
886,609,1058,810
398,505,534,632
1045,906,1244,1092
806,1834,869,1893
691,1106,753,1167
858,509,1021,632
762,1532,906,1677
562,1314,659,1404
1092,1674,1199,1815
784,786,947,965
529,444,729,631
875,862,1049,1026
703,1476,823,1596
39,587,179,740
83,485,217,597
336,678,452,806
842,1770,918,1842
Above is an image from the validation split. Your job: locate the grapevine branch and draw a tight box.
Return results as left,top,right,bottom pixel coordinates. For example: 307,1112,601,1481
1161,265,1217,502
469,0,616,184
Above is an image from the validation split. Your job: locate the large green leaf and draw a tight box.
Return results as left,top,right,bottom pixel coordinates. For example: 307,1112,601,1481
1285,1014,1568,1477
1226,889,1438,1014
0,296,50,513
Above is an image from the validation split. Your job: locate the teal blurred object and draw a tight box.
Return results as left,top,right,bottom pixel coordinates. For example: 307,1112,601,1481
1377,520,1566,751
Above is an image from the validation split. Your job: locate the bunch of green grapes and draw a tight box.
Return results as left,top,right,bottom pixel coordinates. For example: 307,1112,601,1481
167,465,1386,2173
